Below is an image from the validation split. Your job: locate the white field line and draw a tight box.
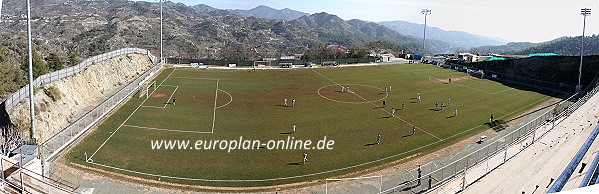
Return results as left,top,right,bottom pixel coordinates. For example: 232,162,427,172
89,68,177,160
87,133,448,182
414,71,514,95
141,105,165,109
311,69,442,141
211,79,219,133
164,86,179,108
84,68,556,183
85,96,552,183
215,89,233,109
440,95,552,142
122,124,213,134
159,84,179,88
485,107,509,115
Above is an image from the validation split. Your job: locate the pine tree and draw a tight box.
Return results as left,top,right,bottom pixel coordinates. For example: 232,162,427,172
45,52,65,71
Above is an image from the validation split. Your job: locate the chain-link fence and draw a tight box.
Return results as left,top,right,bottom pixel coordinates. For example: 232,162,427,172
378,73,599,194
32,49,161,178
1,156,77,193
3,48,158,113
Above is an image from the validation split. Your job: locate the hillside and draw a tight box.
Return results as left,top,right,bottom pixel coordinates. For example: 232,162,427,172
227,5,309,21
476,42,539,54
515,35,599,56
379,20,507,48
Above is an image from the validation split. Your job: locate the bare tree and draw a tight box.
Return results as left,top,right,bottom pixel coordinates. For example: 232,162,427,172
1,125,22,156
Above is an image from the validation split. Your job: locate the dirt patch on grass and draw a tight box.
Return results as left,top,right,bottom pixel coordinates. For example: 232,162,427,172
150,92,167,99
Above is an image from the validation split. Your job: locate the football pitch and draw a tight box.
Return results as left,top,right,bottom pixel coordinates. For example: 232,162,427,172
68,64,553,187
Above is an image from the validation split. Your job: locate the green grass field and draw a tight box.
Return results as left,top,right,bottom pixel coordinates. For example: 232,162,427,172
67,64,552,187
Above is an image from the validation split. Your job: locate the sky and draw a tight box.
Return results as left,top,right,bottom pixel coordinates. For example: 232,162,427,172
163,0,599,43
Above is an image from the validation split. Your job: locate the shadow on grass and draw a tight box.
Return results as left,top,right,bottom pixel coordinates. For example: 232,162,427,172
485,120,508,132
287,162,303,165
280,132,294,135
401,134,414,138
364,143,377,146
447,115,455,119
273,104,289,108
382,116,392,118
428,108,441,112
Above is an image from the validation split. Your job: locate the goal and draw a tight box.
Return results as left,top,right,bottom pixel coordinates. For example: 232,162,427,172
139,80,157,99
253,61,272,69
325,176,382,194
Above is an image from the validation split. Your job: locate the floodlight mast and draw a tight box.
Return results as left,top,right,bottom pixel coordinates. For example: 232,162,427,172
421,9,431,61
26,0,36,142
577,8,590,92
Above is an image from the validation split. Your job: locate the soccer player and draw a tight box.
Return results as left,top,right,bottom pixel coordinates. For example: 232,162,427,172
303,152,308,163
388,85,391,91
391,108,396,117
454,109,458,117
448,78,452,84
490,114,494,122
377,134,381,144
292,98,296,107
448,98,451,106
402,101,405,110
293,123,296,132
412,125,416,135
383,100,386,108
441,102,445,109
284,98,288,106
435,102,439,109
347,85,350,91
173,97,176,106
417,92,421,102
341,86,345,93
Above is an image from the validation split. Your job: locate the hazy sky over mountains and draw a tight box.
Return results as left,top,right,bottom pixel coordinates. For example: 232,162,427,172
161,0,598,43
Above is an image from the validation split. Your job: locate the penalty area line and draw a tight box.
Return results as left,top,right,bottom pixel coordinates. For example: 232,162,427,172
211,79,219,133
123,124,213,134
89,67,178,160
164,86,179,108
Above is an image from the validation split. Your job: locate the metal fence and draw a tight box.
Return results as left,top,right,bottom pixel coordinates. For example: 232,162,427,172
376,73,599,194
31,49,161,178
1,156,77,193
443,63,577,93
3,48,158,113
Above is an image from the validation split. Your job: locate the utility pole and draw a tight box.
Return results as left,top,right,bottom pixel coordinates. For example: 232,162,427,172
26,0,36,142
421,9,431,61
577,8,591,92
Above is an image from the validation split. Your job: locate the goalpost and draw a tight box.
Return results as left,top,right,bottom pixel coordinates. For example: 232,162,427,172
325,175,382,194
139,80,157,99
253,61,272,69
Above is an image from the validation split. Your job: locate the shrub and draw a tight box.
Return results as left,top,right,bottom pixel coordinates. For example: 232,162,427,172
44,86,61,102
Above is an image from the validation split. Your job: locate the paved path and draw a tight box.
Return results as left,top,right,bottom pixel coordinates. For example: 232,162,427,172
449,92,599,194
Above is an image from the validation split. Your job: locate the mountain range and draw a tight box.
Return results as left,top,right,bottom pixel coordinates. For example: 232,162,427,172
379,20,507,49
195,4,507,49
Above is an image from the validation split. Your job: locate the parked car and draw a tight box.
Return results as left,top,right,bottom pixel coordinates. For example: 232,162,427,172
304,62,313,67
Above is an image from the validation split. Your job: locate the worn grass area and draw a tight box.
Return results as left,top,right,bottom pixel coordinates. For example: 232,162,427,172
67,64,552,187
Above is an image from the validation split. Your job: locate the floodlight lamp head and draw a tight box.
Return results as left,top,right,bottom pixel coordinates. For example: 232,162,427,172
581,8,591,16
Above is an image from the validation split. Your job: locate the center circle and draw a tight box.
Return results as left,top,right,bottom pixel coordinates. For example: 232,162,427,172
317,84,389,104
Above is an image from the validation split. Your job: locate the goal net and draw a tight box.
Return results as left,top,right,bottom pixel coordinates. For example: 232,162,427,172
325,176,382,194
139,80,157,99
253,61,272,69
